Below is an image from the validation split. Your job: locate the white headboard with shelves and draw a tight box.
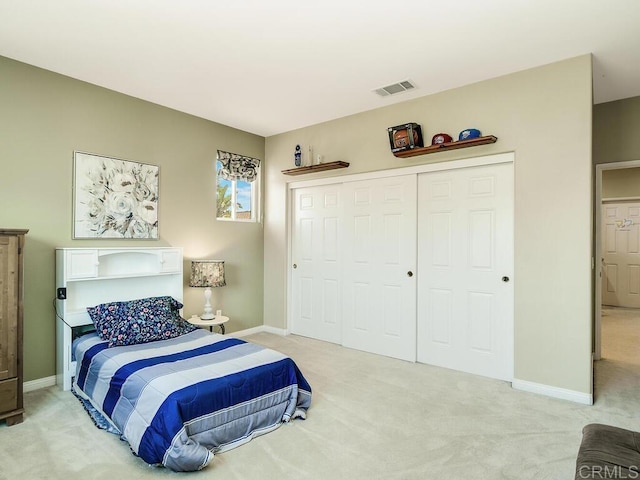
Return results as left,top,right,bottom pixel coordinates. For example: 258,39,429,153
55,247,184,390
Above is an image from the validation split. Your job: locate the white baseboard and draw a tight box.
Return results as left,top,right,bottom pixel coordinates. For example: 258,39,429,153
229,325,289,338
23,375,56,393
512,378,593,405
262,325,289,336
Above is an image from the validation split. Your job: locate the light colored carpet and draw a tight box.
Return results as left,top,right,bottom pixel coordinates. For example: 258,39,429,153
2,310,640,480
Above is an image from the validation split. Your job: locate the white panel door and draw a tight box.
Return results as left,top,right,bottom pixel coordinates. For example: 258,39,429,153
291,184,342,344
342,175,417,362
417,162,514,381
602,202,640,308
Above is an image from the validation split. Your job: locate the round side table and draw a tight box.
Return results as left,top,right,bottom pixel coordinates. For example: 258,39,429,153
187,315,229,334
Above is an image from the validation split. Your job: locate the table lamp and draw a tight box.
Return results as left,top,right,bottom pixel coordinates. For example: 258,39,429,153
189,260,226,319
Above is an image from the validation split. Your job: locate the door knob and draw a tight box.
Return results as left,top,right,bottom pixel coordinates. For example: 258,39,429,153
502,276,510,282
293,264,297,269
407,271,414,277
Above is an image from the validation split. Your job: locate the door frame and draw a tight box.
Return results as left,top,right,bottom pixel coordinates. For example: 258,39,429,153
285,152,515,335
594,160,640,361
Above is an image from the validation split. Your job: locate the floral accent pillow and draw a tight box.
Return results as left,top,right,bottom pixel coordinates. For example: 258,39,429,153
87,301,128,342
87,296,197,347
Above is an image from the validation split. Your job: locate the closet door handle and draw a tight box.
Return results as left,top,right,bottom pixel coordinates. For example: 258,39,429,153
293,264,297,269
407,271,414,277
502,276,510,282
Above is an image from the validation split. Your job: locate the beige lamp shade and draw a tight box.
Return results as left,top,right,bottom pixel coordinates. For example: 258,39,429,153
189,260,226,288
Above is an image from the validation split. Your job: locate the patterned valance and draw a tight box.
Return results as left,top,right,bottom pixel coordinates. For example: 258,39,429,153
217,150,260,183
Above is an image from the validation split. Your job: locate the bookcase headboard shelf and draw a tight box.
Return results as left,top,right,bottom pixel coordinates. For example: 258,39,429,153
55,247,184,390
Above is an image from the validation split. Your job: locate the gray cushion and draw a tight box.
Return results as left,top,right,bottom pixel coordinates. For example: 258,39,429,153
575,423,640,479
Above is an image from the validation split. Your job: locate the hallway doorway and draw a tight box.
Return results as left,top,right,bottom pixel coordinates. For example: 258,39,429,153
596,162,640,402
595,161,640,361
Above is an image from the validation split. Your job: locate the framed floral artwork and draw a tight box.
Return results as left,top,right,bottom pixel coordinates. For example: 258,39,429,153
73,151,159,239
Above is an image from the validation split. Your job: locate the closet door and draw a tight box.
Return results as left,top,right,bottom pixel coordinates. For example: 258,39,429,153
342,175,417,362
290,184,343,344
417,162,514,381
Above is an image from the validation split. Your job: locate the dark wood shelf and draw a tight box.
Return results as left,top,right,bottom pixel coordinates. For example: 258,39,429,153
281,160,350,176
393,135,498,158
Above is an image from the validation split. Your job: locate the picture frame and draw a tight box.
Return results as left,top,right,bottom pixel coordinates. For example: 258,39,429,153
73,151,159,239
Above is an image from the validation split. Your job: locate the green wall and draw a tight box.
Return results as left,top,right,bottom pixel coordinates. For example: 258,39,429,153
594,96,640,166
0,56,265,382
265,55,594,396
602,168,640,198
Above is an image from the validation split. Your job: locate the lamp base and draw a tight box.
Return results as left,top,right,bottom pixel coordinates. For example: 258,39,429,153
202,287,214,320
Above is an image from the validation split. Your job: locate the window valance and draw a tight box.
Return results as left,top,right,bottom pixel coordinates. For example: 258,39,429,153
217,150,260,183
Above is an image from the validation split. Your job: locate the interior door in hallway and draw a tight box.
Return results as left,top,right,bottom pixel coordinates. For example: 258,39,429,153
290,184,343,344
602,202,640,308
342,175,417,362
417,162,514,381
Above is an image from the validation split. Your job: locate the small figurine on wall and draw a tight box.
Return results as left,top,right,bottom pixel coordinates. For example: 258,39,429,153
294,144,302,167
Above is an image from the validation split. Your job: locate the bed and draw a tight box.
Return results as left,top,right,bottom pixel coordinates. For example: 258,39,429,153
55,247,311,472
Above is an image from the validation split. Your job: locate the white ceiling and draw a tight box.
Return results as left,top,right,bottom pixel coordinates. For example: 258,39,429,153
1,0,639,137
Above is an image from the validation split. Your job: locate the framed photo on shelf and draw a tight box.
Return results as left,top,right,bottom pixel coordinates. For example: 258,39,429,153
73,151,159,239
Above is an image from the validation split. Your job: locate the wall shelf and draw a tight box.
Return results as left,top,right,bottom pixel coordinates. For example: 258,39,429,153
281,160,350,176
393,135,498,158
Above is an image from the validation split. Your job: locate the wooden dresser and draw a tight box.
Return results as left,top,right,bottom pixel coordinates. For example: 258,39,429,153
0,229,27,426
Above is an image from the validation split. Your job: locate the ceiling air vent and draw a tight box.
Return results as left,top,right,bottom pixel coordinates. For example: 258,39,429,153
374,80,417,97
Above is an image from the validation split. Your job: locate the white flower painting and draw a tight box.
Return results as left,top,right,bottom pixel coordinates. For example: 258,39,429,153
73,152,159,239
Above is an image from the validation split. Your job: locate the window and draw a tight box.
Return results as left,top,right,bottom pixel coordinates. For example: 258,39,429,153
216,150,260,222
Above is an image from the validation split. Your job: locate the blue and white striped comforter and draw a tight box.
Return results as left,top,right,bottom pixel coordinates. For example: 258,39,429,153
73,329,312,472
